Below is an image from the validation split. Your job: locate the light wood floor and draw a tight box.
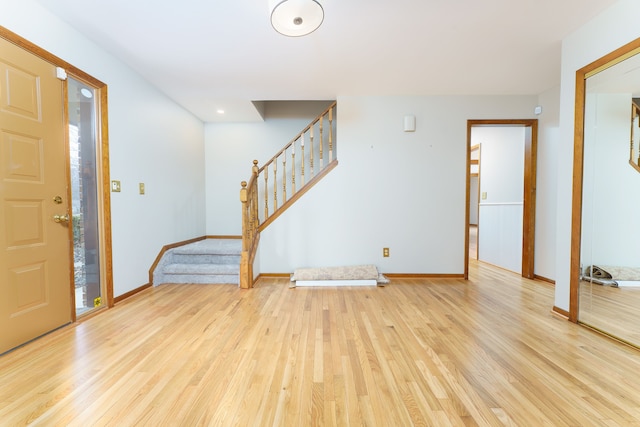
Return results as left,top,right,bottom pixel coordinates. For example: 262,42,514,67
579,280,640,346
2,261,640,426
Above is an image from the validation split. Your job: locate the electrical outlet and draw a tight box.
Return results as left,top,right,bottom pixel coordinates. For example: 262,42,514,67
111,180,121,192
383,247,390,257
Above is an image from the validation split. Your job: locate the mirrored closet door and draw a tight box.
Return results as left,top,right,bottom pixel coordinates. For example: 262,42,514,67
573,38,640,347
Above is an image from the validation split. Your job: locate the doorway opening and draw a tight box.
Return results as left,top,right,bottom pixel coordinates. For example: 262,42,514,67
465,119,538,280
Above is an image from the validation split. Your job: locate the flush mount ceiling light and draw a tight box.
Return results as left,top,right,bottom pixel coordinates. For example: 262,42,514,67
80,88,93,99
269,0,324,37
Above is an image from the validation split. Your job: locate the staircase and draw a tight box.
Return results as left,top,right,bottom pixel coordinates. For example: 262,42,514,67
153,102,337,288
240,101,338,288
153,238,242,285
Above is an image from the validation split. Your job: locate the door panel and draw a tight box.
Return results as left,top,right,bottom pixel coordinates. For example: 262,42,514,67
0,37,71,354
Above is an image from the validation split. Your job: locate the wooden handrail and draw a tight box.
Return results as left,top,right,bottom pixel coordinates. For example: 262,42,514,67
239,101,337,288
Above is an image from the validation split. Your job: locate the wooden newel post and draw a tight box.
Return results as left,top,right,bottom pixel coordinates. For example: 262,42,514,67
239,161,259,289
239,180,250,288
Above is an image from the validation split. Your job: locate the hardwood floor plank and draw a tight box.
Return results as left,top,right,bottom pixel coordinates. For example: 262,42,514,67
2,263,640,425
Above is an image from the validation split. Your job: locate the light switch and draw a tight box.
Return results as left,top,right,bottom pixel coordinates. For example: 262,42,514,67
139,183,145,195
481,192,487,200
111,180,121,192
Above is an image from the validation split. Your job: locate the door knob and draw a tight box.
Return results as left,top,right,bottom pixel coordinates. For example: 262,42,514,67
53,214,69,223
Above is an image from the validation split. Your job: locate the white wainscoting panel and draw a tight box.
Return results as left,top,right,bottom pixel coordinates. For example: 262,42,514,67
478,202,523,274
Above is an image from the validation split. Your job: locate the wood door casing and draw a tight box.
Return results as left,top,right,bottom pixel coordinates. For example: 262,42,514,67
0,37,72,354
465,119,538,280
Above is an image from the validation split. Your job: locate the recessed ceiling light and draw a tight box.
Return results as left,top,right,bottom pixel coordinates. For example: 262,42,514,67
216,109,225,114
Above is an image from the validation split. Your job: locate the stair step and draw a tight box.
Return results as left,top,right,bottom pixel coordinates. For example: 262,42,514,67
161,274,239,285
164,263,240,275
172,239,241,256
172,254,241,264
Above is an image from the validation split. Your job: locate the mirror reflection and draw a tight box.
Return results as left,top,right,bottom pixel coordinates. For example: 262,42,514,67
580,48,640,346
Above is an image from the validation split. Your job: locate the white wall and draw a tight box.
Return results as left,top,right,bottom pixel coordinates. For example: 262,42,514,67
473,127,525,273
1,0,207,297
534,86,559,281
259,95,537,274
557,0,640,310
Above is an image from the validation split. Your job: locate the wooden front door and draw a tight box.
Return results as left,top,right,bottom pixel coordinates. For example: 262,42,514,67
0,37,72,354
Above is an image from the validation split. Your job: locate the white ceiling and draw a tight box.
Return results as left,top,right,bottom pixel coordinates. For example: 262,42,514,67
34,0,618,122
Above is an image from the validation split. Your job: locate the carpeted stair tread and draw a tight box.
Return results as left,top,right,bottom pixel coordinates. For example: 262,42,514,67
172,239,241,256
163,263,240,275
161,274,239,285
172,254,241,264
